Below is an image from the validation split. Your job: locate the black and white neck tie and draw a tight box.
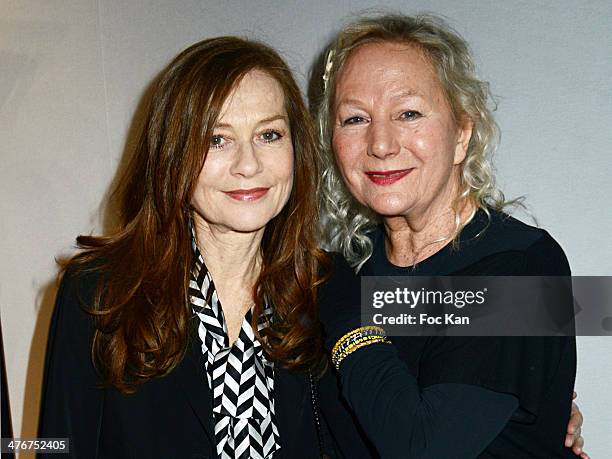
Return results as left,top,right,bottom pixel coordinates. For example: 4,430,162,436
189,245,280,459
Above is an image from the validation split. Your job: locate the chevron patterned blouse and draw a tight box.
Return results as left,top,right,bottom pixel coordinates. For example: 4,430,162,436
189,241,280,459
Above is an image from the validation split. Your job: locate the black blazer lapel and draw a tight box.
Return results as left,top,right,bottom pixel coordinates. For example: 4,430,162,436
169,318,215,444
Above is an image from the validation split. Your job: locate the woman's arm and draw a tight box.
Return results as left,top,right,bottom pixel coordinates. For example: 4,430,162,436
38,267,104,459
524,233,588,458
339,342,517,459
318,257,517,458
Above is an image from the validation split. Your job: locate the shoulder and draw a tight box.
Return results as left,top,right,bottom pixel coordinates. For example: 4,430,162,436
52,260,105,335
322,251,358,280
475,210,546,250
59,260,103,303
61,260,102,291
458,210,571,275
317,251,360,303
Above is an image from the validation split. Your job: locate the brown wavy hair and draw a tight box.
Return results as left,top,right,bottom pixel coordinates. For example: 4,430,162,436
67,36,329,393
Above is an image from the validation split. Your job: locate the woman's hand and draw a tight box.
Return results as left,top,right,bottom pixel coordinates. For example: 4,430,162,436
566,392,589,458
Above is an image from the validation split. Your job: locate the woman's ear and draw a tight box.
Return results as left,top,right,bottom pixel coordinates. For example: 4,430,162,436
453,115,474,165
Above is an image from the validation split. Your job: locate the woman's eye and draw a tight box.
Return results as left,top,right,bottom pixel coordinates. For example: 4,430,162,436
260,130,282,143
400,110,422,121
210,135,226,149
342,116,367,126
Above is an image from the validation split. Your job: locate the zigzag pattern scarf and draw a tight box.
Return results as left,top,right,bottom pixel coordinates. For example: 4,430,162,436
189,241,280,458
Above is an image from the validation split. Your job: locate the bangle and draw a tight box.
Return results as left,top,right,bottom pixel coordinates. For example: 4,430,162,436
331,326,390,370
331,325,386,355
332,336,388,369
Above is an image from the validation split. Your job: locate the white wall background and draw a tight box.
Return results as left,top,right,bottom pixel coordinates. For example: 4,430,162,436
2,0,611,456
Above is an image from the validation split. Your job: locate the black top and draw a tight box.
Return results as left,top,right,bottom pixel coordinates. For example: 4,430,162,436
319,210,578,458
38,266,326,459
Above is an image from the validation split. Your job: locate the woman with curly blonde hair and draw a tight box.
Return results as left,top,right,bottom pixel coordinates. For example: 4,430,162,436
316,13,586,458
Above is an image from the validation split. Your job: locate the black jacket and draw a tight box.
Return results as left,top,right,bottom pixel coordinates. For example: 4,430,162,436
38,267,323,459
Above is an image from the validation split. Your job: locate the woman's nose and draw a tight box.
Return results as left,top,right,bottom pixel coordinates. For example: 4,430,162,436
230,142,262,177
367,120,400,160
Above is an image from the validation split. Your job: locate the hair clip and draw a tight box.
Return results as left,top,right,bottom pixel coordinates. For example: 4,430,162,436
322,49,335,91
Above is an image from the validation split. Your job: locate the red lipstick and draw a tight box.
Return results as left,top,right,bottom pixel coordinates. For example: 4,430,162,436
365,169,413,186
223,187,269,201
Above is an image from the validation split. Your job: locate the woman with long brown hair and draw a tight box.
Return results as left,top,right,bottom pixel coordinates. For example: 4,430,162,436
38,36,331,459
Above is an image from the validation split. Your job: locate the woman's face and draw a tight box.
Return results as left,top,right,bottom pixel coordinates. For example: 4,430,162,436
332,42,472,218
191,70,294,234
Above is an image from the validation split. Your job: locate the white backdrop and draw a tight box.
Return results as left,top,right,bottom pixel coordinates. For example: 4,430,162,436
2,0,611,456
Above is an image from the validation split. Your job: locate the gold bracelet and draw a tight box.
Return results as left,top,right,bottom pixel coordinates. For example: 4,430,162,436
331,326,389,369
333,334,384,363
331,326,387,356
332,336,389,369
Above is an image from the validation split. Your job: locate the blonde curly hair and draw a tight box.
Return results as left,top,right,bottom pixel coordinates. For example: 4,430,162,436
315,13,513,269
